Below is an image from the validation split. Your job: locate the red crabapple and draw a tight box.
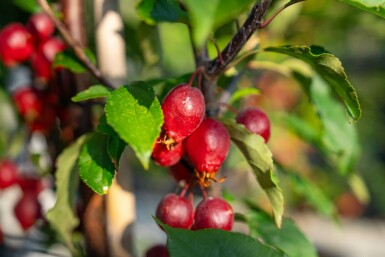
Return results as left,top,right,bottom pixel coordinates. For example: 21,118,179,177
185,118,230,184
14,194,41,231
12,86,43,123
193,197,234,231
156,193,194,229
0,160,20,189
31,37,65,81
27,13,55,42
152,140,184,167
0,23,34,66
236,107,271,142
161,84,205,144
169,162,193,182
18,177,44,196
146,244,169,257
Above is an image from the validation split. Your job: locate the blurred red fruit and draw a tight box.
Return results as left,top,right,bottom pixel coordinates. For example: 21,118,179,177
0,23,34,66
14,194,41,231
0,160,20,189
27,13,55,42
12,86,43,123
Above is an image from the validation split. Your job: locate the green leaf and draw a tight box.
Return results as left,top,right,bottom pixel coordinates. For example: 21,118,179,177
158,220,287,257
97,115,126,168
243,209,318,257
71,85,112,102
105,82,163,169
288,172,337,218
136,0,188,24
310,76,360,175
78,132,116,195
12,0,41,13
182,0,255,47
46,135,88,251
265,45,361,121
228,88,260,104
337,0,385,19
53,48,96,73
222,120,284,228
282,113,322,144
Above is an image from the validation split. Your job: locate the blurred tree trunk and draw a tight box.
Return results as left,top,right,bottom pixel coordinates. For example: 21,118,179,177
61,0,108,256
94,0,136,257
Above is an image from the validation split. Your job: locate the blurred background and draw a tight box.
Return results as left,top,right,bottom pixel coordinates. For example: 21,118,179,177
0,0,385,256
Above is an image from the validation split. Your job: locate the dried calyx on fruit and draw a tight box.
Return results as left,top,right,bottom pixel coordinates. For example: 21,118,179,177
152,139,184,167
185,118,230,186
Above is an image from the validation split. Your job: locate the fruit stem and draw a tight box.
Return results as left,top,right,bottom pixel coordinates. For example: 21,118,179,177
209,36,224,66
188,66,204,88
218,102,239,115
179,180,191,197
199,183,209,199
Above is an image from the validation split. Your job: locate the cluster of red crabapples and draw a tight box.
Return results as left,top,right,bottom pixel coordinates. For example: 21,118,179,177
0,12,66,135
0,159,45,234
150,82,271,236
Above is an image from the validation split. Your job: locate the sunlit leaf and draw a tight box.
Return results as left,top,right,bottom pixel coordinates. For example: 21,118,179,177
53,48,96,73
157,219,288,257
240,208,318,257
105,82,163,169
228,88,260,104
223,120,284,227
182,0,255,47
310,76,360,175
265,45,361,121
97,115,126,168
71,85,111,102
78,132,116,195
337,0,385,19
136,0,188,24
46,135,88,251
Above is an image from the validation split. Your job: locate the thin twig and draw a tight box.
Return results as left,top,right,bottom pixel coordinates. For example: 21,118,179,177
260,0,306,28
207,0,273,77
37,0,115,89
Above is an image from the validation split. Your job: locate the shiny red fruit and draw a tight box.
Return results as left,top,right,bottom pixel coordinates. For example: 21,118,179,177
0,23,34,67
14,194,41,231
152,141,184,167
185,118,230,173
27,13,55,42
156,193,194,229
12,86,43,123
161,84,205,143
146,244,169,257
193,197,233,231
31,38,65,81
236,107,271,142
0,160,19,189
169,162,192,182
